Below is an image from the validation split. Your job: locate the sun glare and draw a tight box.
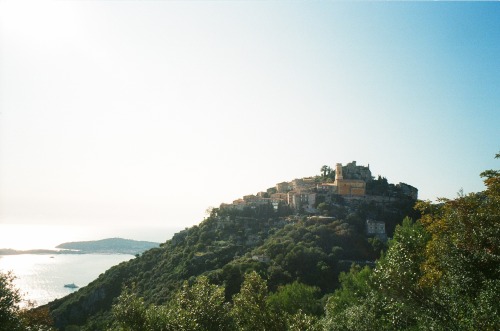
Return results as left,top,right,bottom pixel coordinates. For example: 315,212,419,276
0,224,93,250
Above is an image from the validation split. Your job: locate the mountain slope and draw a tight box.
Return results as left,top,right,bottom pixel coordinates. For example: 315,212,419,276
48,204,417,329
47,171,419,330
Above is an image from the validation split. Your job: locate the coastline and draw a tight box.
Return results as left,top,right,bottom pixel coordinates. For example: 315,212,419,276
0,249,82,255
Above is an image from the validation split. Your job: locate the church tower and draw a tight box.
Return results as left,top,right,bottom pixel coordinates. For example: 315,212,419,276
332,161,367,196
335,163,343,180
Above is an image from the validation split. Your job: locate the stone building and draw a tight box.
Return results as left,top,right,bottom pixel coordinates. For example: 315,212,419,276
276,181,292,193
287,191,316,212
291,178,316,191
366,219,387,241
317,183,338,193
333,163,367,196
270,193,288,201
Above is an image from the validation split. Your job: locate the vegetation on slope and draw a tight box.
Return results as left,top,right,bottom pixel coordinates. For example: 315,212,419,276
109,155,499,331
323,154,500,330
46,188,417,330
3,155,491,330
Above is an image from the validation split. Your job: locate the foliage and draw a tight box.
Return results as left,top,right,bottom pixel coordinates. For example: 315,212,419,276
415,155,500,330
40,158,499,330
110,285,147,331
49,208,395,329
288,310,322,331
365,176,386,195
229,272,322,330
231,271,283,330
322,265,379,331
46,165,419,330
110,277,231,331
0,271,22,331
323,155,500,330
109,272,323,331
168,276,232,330
320,165,332,178
371,218,433,329
267,281,322,316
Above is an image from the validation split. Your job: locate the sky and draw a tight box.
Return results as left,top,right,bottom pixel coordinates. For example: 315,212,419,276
0,1,499,243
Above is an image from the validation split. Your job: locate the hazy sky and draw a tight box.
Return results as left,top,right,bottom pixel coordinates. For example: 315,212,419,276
1,1,499,236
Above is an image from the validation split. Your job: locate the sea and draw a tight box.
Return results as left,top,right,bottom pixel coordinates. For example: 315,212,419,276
0,223,181,307
0,253,133,307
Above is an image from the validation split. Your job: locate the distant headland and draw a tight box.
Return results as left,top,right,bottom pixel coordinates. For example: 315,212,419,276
0,238,159,256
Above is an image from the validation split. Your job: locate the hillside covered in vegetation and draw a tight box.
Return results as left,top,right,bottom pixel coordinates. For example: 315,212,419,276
2,159,497,331
44,163,419,330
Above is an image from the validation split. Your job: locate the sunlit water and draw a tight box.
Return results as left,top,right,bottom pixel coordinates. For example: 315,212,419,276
0,223,181,307
0,253,133,307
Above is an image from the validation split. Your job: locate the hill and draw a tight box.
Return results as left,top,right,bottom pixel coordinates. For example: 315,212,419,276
56,238,159,255
46,162,419,330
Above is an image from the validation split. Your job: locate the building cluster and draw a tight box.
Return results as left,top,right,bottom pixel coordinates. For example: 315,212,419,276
220,160,417,217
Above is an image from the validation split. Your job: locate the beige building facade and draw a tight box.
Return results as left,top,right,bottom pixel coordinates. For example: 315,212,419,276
333,163,367,196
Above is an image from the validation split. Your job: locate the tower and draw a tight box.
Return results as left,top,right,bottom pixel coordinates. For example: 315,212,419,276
335,163,343,180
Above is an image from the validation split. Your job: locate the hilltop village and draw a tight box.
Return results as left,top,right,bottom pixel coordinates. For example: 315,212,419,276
46,162,425,330
37,168,497,331
219,161,418,240
220,161,417,213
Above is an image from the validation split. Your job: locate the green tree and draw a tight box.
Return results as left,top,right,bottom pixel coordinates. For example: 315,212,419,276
168,276,232,331
322,265,380,331
0,271,22,331
415,153,500,330
371,217,434,329
287,310,322,331
323,219,440,330
323,155,500,331
231,271,283,330
317,202,331,216
112,277,232,331
111,285,148,331
267,281,322,316
321,165,332,177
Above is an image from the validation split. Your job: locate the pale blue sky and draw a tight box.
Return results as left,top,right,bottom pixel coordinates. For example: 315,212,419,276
0,1,499,240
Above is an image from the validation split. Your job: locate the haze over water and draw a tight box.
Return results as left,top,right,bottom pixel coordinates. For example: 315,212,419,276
0,253,133,307
0,223,180,250
0,223,179,307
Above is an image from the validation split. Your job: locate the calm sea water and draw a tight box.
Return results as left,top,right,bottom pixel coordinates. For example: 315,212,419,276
0,253,133,307
0,223,181,307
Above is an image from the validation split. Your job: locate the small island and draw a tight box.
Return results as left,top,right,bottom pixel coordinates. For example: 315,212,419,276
56,238,159,255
